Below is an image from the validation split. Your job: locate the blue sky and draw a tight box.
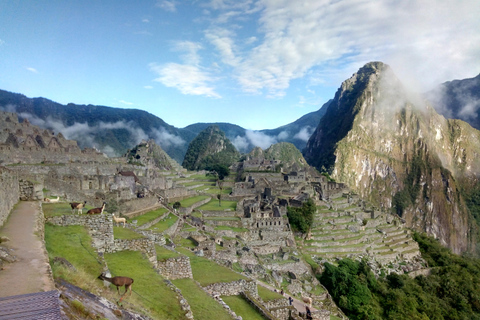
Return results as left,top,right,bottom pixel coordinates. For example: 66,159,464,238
1,0,480,130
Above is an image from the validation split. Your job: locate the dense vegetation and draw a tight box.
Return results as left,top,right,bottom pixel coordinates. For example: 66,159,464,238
320,232,480,320
287,198,315,233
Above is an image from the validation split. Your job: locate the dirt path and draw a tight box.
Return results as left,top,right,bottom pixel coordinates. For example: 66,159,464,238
0,201,55,298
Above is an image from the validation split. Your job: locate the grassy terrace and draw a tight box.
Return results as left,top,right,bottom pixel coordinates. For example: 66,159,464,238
204,216,240,221
105,250,185,319
173,279,233,320
156,245,180,261
214,225,248,232
222,295,266,320
45,223,184,319
148,213,178,232
43,202,99,218
113,226,145,240
134,208,168,226
173,195,210,208
197,199,237,211
177,247,246,286
195,186,233,194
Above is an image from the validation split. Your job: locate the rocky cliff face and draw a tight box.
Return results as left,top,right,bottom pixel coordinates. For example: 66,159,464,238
182,125,240,170
304,62,480,254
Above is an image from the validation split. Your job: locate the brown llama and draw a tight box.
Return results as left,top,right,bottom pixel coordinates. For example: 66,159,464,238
98,273,134,301
87,202,106,215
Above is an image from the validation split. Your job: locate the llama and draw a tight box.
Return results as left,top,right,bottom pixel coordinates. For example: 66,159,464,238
44,196,60,203
87,202,106,215
69,201,87,214
98,273,134,302
302,296,312,308
112,213,126,228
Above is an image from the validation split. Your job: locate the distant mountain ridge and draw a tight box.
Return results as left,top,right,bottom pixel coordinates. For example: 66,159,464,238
0,89,326,163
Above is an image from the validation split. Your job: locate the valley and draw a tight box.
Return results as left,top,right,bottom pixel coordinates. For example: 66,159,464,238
1,61,480,319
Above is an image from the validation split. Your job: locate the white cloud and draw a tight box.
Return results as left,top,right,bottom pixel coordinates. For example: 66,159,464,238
293,126,314,142
156,0,177,12
150,62,221,98
232,135,250,152
142,18,150,23
151,127,185,148
26,67,38,73
277,130,288,140
200,0,480,95
245,130,277,149
119,100,133,105
144,85,153,89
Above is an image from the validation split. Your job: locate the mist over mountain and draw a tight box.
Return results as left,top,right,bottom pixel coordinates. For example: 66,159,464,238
304,62,480,254
428,73,480,129
0,89,326,163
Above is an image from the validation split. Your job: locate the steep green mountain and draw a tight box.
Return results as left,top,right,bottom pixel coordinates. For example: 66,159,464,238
182,125,240,171
428,73,480,129
304,61,480,254
263,142,308,169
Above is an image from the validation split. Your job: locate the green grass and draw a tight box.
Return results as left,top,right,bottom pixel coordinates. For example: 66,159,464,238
222,295,266,320
174,196,210,208
204,216,240,221
257,285,284,302
172,278,233,320
44,224,101,276
105,250,185,319
197,200,237,211
177,248,246,286
214,226,248,232
156,245,180,261
148,213,178,232
43,203,76,218
113,227,145,240
198,187,233,195
134,208,168,226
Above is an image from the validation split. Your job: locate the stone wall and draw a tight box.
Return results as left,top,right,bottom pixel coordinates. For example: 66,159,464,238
19,179,44,201
178,197,211,215
203,279,257,296
157,256,192,280
111,238,157,267
0,167,19,227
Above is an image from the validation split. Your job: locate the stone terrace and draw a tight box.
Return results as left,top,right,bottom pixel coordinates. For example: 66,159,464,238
304,195,421,265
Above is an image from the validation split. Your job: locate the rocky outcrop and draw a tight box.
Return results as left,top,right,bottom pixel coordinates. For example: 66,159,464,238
304,62,479,254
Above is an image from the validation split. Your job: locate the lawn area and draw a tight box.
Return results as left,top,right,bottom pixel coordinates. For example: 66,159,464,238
113,226,145,240
45,224,101,277
177,248,247,286
204,216,240,221
105,250,185,319
214,225,248,232
197,186,233,195
134,208,168,226
197,200,237,211
222,295,266,320
43,202,76,218
257,285,284,302
174,195,210,208
172,278,233,320
156,245,181,261
148,213,178,232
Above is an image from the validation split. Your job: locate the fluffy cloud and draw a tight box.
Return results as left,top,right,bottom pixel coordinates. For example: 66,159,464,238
151,127,185,148
293,127,314,142
150,63,221,98
202,0,480,95
156,0,177,12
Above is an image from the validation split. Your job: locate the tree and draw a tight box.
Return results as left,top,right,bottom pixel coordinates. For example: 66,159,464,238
287,198,315,233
